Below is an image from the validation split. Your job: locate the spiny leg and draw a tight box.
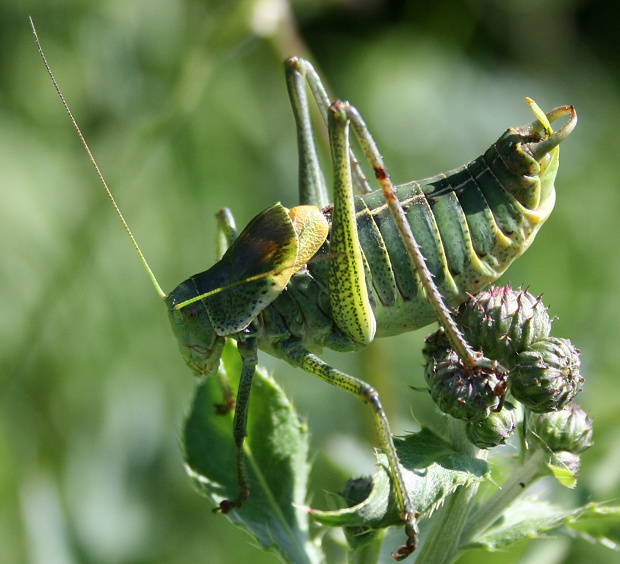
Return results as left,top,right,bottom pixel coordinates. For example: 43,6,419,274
288,59,478,557
323,78,482,558
284,57,372,206
287,56,479,366
328,100,480,368
213,333,258,513
326,103,417,558
278,339,419,559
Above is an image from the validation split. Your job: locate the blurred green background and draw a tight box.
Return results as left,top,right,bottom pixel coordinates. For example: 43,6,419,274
3,0,620,562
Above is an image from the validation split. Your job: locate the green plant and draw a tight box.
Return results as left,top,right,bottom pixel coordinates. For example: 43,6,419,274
184,287,616,563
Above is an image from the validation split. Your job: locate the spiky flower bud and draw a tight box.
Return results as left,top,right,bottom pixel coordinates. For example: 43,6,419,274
510,337,583,412
340,477,374,507
425,350,502,422
422,328,451,364
528,403,593,454
339,477,380,548
455,285,552,366
466,401,519,449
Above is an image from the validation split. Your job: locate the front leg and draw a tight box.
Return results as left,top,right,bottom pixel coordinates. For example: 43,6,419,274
213,333,258,514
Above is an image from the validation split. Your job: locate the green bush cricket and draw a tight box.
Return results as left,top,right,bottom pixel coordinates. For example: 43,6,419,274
32,20,576,559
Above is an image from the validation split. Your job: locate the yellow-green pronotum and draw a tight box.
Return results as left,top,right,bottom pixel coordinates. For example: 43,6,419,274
33,20,576,559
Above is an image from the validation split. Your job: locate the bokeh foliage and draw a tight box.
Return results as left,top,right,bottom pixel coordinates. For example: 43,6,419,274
3,0,620,562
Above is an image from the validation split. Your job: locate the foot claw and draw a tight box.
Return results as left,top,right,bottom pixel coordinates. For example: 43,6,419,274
391,514,418,560
213,499,239,514
213,397,236,415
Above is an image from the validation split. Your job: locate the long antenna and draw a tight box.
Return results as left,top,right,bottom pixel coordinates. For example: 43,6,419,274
30,17,167,300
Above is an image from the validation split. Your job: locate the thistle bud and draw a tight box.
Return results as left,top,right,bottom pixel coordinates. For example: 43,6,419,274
422,328,451,364
425,350,502,422
340,477,373,507
455,285,552,366
510,337,583,412
528,403,593,454
340,477,380,549
466,402,519,449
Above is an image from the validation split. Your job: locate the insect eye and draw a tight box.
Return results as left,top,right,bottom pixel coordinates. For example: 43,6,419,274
184,308,199,323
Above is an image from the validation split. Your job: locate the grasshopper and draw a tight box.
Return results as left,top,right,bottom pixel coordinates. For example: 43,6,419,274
33,20,576,559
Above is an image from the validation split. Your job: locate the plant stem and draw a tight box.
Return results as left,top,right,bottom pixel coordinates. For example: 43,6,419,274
414,420,483,564
414,480,480,564
349,529,386,564
459,448,547,546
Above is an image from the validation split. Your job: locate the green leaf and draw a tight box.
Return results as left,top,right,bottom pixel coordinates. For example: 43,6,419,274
310,427,489,531
564,503,620,550
184,340,321,564
466,498,587,550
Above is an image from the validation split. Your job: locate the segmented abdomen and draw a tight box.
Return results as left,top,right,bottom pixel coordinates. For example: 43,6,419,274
356,152,544,337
